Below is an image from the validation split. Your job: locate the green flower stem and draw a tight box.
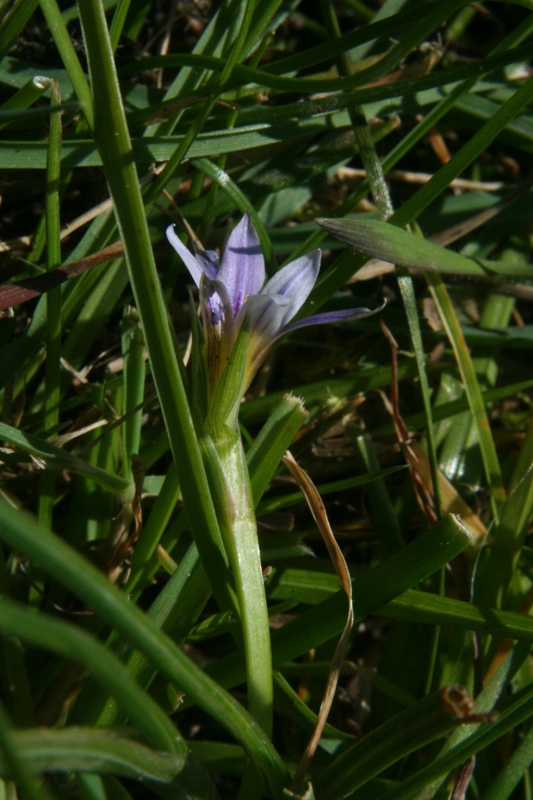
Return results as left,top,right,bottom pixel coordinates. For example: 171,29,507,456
202,426,273,739
75,399,306,738
199,322,273,739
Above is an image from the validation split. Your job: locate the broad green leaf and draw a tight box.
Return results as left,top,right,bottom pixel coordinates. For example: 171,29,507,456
315,218,532,278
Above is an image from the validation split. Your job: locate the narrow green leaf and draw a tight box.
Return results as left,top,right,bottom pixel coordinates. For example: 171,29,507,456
39,0,94,130
426,274,506,520
0,597,182,754
257,465,406,515
0,499,289,796
0,727,218,800
203,515,474,690
121,306,146,483
313,686,479,798
0,76,50,131
0,701,53,800
475,464,533,608
119,40,532,95
246,394,308,506
39,78,62,529
376,649,533,800
478,721,533,800
0,0,40,62
379,590,533,643
76,0,235,619
0,421,130,494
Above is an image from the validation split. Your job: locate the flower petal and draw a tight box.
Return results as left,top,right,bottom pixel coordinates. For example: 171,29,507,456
261,249,321,326
200,275,234,334
194,247,219,281
283,306,374,333
166,225,204,287
242,293,291,342
218,214,265,317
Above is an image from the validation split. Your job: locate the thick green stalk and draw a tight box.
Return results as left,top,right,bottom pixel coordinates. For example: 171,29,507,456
202,324,274,740
203,427,273,738
202,324,273,737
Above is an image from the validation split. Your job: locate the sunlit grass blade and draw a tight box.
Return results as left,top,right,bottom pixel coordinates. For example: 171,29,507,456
314,218,530,278
271,569,533,643
0,76,50,131
379,591,533,643
426,273,505,520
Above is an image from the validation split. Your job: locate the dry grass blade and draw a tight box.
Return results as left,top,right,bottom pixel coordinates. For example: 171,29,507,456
282,450,354,795
408,441,487,541
0,241,124,311
380,321,486,539
450,756,476,800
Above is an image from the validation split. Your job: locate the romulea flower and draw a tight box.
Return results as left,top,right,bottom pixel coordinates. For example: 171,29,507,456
167,213,377,400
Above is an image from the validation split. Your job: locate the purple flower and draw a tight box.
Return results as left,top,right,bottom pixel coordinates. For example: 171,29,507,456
167,213,374,394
